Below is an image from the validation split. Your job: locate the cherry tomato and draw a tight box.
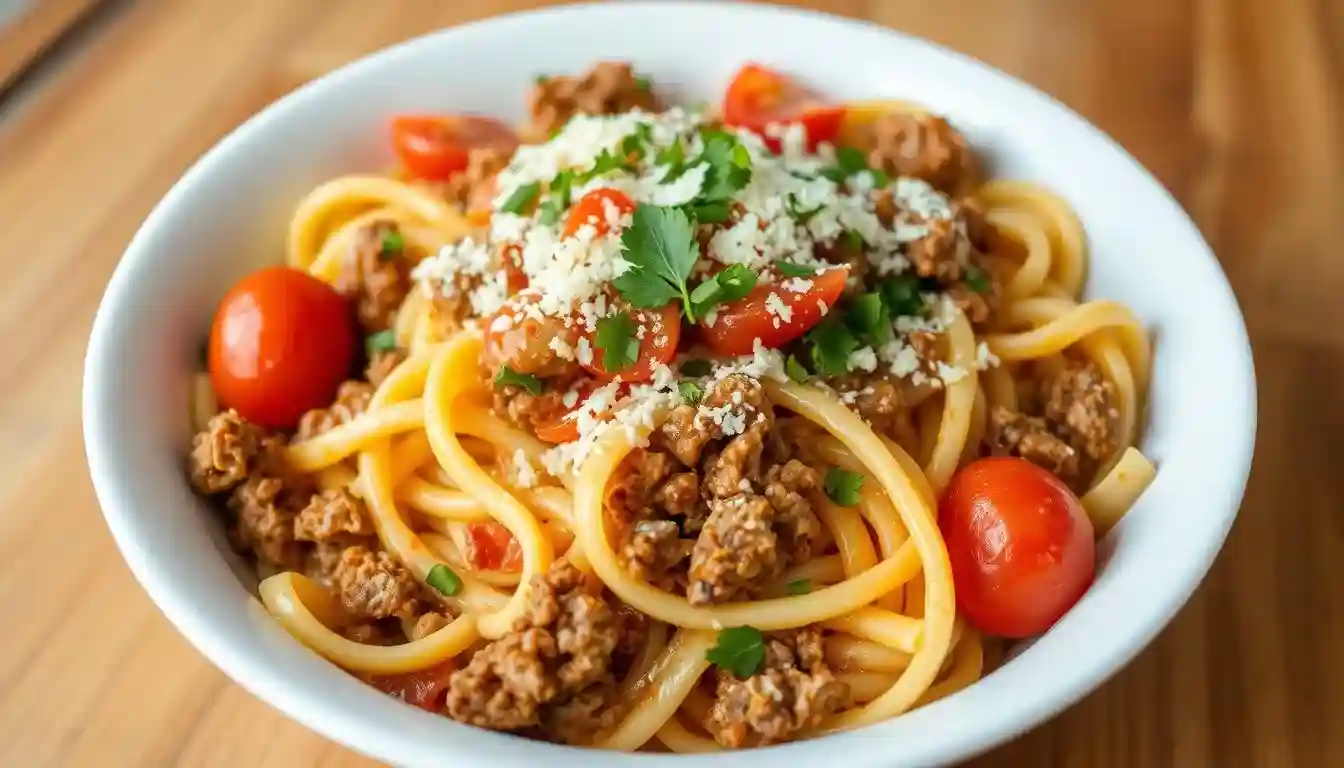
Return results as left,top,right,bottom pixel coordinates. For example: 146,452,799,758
563,188,637,238
465,521,523,572
365,660,456,711
581,304,681,383
722,63,844,152
939,457,1096,638
390,115,517,182
208,266,354,429
699,267,847,356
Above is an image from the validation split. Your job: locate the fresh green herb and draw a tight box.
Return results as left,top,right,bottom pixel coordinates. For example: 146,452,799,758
678,380,704,405
493,365,544,395
785,354,810,383
537,199,561,226
425,564,463,596
965,265,991,293
705,626,767,678
820,147,871,183
499,182,540,214
776,262,818,278
787,193,824,224
879,274,924,317
579,149,629,182
846,292,892,344
534,74,549,85
693,130,753,205
594,312,640,373
786,579,813,596
613,205,700,319
655,140,685,170
686,200,732,224
841,229,865,253
621,123,654,161
549,170,577,208
365,329,397,358
379,229,404,259
689,264,757,315
824,467,865,507
868,167,891,187
635,74,652,92
680,359,713,377
805,317,860,376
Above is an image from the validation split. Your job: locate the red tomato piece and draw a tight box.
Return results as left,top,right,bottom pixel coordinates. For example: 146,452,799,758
581,305,681,383
939,457,1096,638
208,266,354,429
365,660,456,711
465,521,523,572
563,188,636,238
391,115,517,182
699,267,847,356
535,415,581,444
722,63,844,152
501,243,528,295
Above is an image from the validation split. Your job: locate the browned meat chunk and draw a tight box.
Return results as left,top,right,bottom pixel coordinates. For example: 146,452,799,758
986,405,1080,481
659,404,713,466
333,545,427,622
365,349,405,388
1043,360,1118,463
481,314,580,378
605,449,676,522
493,386,572,434
445,561,620,742
654,472,704,523
188,410,280,494
620,519,691,590
527,62,661,139
440,146,513,211
868,112,978,194
296,381,375,441
762,460,823,565
334,220,413,333
908,217,969,283
228,475,309,570
662,374,772,471
702,418,769,499
293,488,374,543
708,627,849,747
688,495,782,605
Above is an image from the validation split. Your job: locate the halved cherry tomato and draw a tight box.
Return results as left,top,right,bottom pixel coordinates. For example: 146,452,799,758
563,188,636,238
939,457,1096,638
390,115,517,182
208,266,355,429
581,304,681,383
365,659,456,711
722,63,844,152
465,521,523,572
699,267,847,355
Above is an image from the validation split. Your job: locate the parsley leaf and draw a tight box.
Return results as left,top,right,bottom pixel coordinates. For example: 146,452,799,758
841,229,865,253
678,380,704,405
689,264,757,316
785,354,810,383
806,317,859,376
594,312,640,373
824,467,865,507
621,123,654,162
705,626,767,678
786,579,813,596
880,274,924,317
846,292,892,344
549,170,576,208
426,564,463,596
680,359,713,377
365,329,397,358
776,262,817,278
655,141,685,171
787,193,824,224
579,149,628,183
965,265,991,293
694,131,753,205
537,199,561,226
499,182,540,214
614,205,700,318
379,230,404,259
686,200,732,224
494,365,544,395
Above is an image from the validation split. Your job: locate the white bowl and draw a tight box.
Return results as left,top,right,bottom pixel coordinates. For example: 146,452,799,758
83,3,1256,766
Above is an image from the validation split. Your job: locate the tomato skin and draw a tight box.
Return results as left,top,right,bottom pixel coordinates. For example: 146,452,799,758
208,267,354,429
391,115,517,182
939,457,1096,638
365,660,456,711
535,417,580,444
722,63,843,152
699,267,847,355
580,305,681,383
466,521,523,572
564,188,637,238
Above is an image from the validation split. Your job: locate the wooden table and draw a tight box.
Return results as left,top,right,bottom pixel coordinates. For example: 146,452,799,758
1,0,1339,765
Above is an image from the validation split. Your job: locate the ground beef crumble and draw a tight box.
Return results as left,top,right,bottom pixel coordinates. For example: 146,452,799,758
526,61,661,140
867,112,978,195
296,380,375,441
334,220,413,333
708,627,850,747
444,561,621,742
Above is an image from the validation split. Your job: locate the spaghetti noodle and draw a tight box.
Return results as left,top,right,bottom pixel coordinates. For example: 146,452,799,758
184,60,1156,751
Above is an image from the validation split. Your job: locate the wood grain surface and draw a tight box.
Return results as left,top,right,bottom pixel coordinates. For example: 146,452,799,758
1,0,1340,765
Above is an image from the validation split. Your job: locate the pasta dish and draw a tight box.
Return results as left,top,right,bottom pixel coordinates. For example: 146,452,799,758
186,62,1155,750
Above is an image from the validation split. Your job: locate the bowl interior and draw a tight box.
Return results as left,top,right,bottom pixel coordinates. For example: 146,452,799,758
83,3,1256,767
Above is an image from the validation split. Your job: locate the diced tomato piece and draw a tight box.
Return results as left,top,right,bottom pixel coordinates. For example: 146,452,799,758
365,660,456,711
464,521,523,572
391,115,517,182
699,267,848,355
501,244,528,294
563,188,636,238
580,305,681,383
722,63,844,152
